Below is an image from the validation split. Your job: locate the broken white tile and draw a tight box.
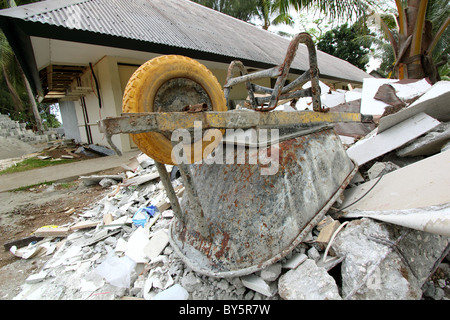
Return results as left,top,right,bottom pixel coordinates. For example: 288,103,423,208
115,238,128,253
125,227,151,263
343,202,450,237
25,271,48,284
360,78,398,115
241,274,277,297
346,112,440,166
144,229,169,260
151,284,189,300
283,253,308,269
391,78,431,102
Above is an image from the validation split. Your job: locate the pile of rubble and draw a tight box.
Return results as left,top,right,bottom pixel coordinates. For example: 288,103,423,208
7,79,450,301
0,113,58,145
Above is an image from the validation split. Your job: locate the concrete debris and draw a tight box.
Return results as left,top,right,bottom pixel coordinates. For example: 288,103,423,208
0,113,55,151
8,80,450,301
331,218,448,300
396,122,450,157
367,161,400,180
278,259,342,300
79,175,124,187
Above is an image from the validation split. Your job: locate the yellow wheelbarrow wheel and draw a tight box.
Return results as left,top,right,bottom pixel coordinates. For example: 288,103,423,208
122,55,227,165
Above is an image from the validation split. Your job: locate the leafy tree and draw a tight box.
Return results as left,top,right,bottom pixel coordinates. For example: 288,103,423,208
274,0,449,82
191,0,294,31
190,0,259,22
0,0,51,131
317,22,373,71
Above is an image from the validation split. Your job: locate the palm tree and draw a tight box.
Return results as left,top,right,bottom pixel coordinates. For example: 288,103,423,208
257,0,295,30
275,0,449,82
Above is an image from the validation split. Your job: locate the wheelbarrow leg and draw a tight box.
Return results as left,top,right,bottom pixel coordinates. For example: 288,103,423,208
177,163,210,239
154,161,184,224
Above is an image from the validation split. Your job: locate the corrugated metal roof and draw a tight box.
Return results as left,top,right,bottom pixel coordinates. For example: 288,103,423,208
0,0,371,82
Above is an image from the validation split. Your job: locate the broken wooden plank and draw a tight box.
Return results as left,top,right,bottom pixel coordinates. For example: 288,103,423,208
122,172,159,187
316,220,341,246
33,226,70,237
70,220,101,231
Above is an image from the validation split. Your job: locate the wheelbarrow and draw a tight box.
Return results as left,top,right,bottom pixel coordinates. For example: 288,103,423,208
98,33,360,277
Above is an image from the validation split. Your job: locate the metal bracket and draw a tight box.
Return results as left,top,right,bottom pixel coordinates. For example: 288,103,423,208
224,32,322,112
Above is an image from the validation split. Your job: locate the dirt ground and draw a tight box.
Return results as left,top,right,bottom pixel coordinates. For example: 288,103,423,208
0,166,124,299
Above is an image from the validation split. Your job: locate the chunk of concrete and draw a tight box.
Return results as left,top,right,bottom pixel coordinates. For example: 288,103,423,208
260,263,282,282
278,259,342,300
331,218,449,300
396,122,450,157
367,161,400,180
316,220,341,246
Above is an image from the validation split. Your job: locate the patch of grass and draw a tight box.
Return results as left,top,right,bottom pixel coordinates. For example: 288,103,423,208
10,181,54,192
58,182,77,189
0,157,77,175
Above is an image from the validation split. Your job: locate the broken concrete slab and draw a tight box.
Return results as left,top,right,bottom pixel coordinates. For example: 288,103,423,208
331,218,449,300
378,81,450,134
278,259,342,300
396,122,450,157
340,149,450,212
342,202,450,237
346,112,440,166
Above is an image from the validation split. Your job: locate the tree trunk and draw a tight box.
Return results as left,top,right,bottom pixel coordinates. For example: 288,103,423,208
20,66,44,133
2,64,24,113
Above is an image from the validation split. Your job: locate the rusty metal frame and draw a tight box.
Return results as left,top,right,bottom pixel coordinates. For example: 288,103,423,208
223,32,322,112
98,110,361,156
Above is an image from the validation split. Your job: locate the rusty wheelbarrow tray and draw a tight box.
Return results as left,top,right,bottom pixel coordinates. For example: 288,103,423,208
98,32,361,278
168,126,357,278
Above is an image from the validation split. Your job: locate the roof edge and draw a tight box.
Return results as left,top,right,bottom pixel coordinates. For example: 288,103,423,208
0,0,89,19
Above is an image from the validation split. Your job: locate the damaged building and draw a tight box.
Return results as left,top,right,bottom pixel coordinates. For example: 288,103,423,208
0,0,449,302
